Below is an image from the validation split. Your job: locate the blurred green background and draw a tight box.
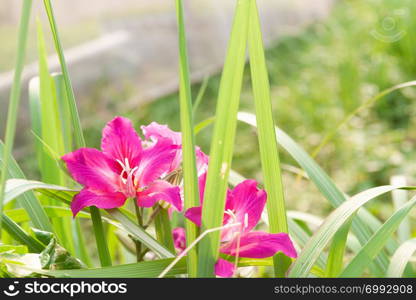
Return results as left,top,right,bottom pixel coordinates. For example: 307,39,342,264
1,0,416,224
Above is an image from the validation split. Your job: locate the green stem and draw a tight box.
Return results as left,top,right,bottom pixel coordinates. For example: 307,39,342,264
175,0,201,278
0,0,32,235
134,205,143,262
90,206,112,267
154,206,175,253
248,0,290,277
42,0,111,267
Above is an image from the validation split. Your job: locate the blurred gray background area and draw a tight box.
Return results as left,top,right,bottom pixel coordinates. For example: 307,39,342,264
0,0,333,155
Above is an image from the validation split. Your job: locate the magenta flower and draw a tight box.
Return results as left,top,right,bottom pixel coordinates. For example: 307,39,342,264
141,122,208,176
62,116,182,216
172,227,186,253
176,177,297,277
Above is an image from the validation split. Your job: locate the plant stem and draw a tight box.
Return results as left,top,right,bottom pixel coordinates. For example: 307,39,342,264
175,0,200,277
134,205,143,262
90,207,112,267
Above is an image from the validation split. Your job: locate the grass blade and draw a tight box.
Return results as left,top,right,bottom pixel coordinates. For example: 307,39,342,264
43,258,186,278
90,207,112,266
237,111,391,274
107,209,175,259
391,176,411,243
192,76,209,117
197,0,250,277
52,72,91,266
175,0,200,277
248,0,291,276
3,179,174,260
1,214,44,253
0,141,53,232
34,20,75,253
0,0,32,235
387,238,416,277
154,208,175,253
340,195,416,277
325,219,352,277
287,185,411,277
311,80,416,158
43,0,111,266
42,0,85,148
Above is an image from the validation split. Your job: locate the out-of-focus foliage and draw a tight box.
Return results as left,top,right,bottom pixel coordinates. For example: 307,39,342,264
116,0,416,219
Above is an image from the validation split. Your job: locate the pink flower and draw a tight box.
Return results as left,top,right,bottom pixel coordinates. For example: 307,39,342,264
141,122,209,215
172,227,186,253
175,178,297,277
141,122,208,176
62,116,182,216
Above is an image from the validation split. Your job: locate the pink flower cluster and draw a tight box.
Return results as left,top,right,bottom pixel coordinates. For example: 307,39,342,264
62,116,297,277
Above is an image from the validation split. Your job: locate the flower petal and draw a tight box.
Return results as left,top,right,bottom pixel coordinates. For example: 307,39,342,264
196,148,209,176
101,116,142,166
141,122,182,144
220,231,297,259
71,188,126,216
137,180,182,211
141,122,182,172
227,180,266,232
62,148,119,193
172,227,186,252
198,172,207,204
184,206,202,227
142,122,208,174
215,259,235,278
135,138,177,187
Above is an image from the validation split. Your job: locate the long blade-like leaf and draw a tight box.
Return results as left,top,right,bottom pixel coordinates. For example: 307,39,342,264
0,0,32,234
197,0,250,277
387,238,416,277
42,258,186,278
42,0,111,267
175,0,200,277
288,185,411,277
340,196,416,277
0,141,53,232
248,0,291,276
237,112,393,274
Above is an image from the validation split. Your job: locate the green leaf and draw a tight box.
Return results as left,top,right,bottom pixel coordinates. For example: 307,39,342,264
248,0,290,276
107,209,175,259
391,176,411,243
1,215,44,253
4,179,77,206
237,111,393,274
325,218,352,277
43,258,186,278
43,0,111,267
175,0,200,277
340,195,416,277
35,19,65,185
197,0,250,277
387,238,416,277
0,245,28,255
42,0,85,148
0,141,53,232
311,80,416,158
154,208,175,253
287,185,412,277
0,0,32,234
39,232,84,270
